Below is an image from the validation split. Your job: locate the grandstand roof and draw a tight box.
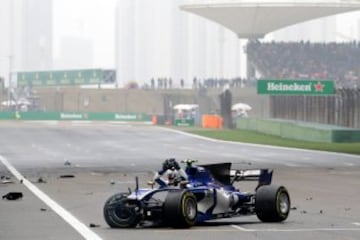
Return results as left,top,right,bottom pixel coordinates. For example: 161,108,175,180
180,0,360,38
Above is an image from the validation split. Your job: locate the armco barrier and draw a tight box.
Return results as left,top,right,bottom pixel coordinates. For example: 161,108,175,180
237,118,360,143
0,111,151,122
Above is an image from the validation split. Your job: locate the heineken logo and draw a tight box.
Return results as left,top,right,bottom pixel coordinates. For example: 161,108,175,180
258,80,334,95
314,82,325,92
267,82,312,92
266,81,325,92
60,113,83,119
114,114,137,120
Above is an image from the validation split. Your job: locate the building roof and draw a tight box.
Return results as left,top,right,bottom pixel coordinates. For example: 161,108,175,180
180,0,360,38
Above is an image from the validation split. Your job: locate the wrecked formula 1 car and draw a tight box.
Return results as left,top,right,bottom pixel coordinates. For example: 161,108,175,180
103,159,290,228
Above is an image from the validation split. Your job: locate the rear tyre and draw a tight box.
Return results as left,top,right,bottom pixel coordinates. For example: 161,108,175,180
255,185,290,222
163,190,197,228
103,193,140,228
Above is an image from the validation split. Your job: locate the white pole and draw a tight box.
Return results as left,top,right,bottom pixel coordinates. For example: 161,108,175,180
8,56,12,101
8,0,14,110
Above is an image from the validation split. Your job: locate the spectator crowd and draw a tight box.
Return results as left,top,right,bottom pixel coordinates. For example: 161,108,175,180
246,40,360,89
140,77,248,90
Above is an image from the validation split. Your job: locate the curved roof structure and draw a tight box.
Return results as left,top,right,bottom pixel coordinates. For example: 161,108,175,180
180,1,360,38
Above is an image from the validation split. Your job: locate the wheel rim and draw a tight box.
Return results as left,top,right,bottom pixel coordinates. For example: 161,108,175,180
278,192,290,214
184,198,196,219
114,206,133,221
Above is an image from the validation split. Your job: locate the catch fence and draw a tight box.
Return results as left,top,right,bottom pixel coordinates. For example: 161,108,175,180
270,89,360,128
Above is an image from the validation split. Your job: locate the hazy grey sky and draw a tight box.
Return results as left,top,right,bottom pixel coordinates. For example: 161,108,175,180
53,0,118,68
51,0,360,72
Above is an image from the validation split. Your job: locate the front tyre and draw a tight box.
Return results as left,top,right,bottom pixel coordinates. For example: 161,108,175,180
103,193,141,228
255,185,290,222
163,190,197,228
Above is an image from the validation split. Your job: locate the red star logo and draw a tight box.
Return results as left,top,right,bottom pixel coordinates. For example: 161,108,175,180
314,82,324,92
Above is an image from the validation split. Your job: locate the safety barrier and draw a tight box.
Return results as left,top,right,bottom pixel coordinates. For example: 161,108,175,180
202,115,223,129
0,111,151,122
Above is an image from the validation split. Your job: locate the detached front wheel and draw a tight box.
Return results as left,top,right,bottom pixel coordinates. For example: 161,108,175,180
163,190,197,228
103,193,141,228
255,185,290,222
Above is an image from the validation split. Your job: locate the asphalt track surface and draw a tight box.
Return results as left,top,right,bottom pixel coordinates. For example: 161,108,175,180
0,121,359,240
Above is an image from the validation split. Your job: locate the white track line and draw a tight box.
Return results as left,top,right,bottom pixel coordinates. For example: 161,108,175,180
231,225,254,232
0,155,103,240
161,127,360,159
231,225,360,232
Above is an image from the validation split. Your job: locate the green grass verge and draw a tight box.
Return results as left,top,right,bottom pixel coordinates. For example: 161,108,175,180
183,128,360,155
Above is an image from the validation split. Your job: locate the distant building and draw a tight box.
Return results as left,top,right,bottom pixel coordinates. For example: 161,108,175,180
115,0,136,87
0,0,53,87
0,0,11,83
54,36,94,70
14,0,53,71
115,0,243,87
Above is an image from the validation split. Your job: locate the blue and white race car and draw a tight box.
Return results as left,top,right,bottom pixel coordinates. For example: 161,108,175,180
103,159,290,228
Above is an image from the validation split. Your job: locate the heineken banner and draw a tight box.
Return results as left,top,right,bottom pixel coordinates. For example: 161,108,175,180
257,79,335,95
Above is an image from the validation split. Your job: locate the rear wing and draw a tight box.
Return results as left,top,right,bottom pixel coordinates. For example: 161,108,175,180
182,160,273,187
230,169,273,187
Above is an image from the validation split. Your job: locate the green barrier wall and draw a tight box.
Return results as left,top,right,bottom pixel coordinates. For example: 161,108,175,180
0,111,150,122
237,118,360,143
332,130,360,143
0,111,17,119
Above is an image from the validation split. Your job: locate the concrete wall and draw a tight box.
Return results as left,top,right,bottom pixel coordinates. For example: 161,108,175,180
1,86,268,117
